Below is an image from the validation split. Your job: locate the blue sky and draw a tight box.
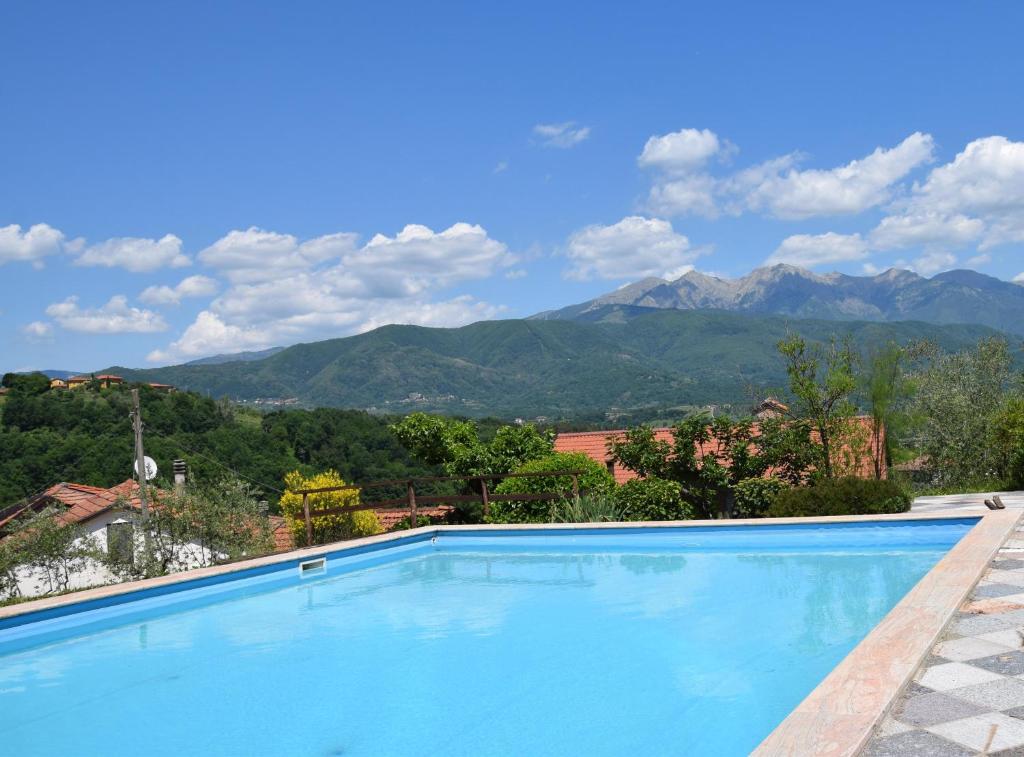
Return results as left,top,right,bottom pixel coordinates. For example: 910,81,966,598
2,1,1023,371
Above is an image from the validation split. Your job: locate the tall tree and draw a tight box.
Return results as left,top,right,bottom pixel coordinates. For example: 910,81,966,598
909,337,1013,486
862,343,908,480
777,334,857,479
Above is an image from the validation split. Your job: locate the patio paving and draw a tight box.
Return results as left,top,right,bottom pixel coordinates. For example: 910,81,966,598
862,495,1024,756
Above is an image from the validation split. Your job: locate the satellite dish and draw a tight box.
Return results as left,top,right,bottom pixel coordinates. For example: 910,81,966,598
135,456,158,481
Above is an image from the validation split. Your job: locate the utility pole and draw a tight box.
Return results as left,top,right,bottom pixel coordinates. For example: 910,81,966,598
131,389,149,516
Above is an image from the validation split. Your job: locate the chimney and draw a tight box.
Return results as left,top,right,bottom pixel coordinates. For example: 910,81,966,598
172,459,187,494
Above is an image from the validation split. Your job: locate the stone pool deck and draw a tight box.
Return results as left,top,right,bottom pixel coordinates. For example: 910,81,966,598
863,492,1024,756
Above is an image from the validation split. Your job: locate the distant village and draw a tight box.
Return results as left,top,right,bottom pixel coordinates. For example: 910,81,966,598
0,374,176,395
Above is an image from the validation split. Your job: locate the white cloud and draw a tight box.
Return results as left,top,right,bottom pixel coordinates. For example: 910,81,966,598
565,216,696,281
743,133,935,219
504,269,528,280
46,296,168,334
869,212,984,251
910,251,957,276
139,275,220,306
0,223,65,266
638,128,723,172
533,122,591,148
73,234,190,272
197,227,357,284
646,174,719,218
494,160,509,174
151,222,513,363
21,321,53,340
767,232,870,268
639,131,933,220
1014,272,1024,284
966,253,991,267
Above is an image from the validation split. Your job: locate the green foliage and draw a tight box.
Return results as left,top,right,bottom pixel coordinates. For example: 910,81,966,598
609,414,814,519
0,383,440,509
766,477,911,518
1,372,50,395
489,452,613,523
549,492,625,523
279,470,381,546
777,334,858,478
615,477,693,521
992,395,1024,487
390,412,553,477
909,337,1013,487
94,310,1011,419
5,507,97,595
861,344,911,480
122,477,278,578
732,476,789,519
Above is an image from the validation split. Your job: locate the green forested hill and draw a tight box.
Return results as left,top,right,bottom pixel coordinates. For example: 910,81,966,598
103,308,1015,418
0,381,444,508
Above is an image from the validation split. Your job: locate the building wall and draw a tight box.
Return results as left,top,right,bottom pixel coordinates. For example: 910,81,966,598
11,509,217,599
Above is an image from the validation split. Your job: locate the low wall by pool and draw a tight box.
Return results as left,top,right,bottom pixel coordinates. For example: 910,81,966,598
1,511,1018,756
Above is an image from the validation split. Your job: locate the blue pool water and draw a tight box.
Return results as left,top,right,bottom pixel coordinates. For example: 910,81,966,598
0,520,975,756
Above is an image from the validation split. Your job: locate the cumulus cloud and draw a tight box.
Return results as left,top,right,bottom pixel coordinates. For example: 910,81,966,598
197,227,357,284
766,232,870,267
638,128,724,172
139,275,220,306
1014,272,1024,284
565,216,696,281
73,234,190,272
743,133,935,219
640,130,934,220
21,321,53,340
46,296,168,334
533,122,591,148
0,223,65,266
150,222,513,363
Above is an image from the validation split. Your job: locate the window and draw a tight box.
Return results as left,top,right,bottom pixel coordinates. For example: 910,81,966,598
107,521,135,566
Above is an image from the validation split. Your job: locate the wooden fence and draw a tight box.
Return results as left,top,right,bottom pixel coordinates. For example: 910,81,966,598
295,470,585,546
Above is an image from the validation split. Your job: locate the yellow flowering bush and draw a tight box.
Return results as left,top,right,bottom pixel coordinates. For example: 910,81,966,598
280,470,382,546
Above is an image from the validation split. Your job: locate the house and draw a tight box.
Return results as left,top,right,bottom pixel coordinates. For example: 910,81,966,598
147,382,176,393
554,416,884,485
0,480,294,598
67,375,89,389
49,377,68,390
94,374,124,389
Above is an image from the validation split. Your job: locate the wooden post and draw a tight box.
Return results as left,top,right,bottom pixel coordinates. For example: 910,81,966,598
571,474,580,504
481,479,490,519
130,389,149,517
407,481,417,528
302,493,312,546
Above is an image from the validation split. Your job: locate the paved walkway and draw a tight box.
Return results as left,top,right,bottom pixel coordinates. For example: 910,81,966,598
862,493,1024,755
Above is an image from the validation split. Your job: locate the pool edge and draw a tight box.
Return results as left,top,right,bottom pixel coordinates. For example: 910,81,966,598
0,511,988,625
752,507,1022,757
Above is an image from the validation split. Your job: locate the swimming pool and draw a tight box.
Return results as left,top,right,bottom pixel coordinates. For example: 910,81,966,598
0,519,977,756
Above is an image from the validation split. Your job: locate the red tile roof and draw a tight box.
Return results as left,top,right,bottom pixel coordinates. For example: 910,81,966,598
375,506,453,531
555,417,883,483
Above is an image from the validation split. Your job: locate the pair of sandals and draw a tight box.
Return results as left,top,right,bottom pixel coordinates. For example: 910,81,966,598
985,495,1007,510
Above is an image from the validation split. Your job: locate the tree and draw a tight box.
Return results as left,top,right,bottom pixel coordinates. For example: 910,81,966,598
279,470,382,546
489,451,613,523
609,414,813,519
390,413,553,478
909,337,1013,486
9,507,97,594
861,344,909,480
777,334,858,479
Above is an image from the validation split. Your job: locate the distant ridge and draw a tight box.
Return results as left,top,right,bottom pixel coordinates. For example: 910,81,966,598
532,264,1024,336
99,309,1015,419
184,347,284,366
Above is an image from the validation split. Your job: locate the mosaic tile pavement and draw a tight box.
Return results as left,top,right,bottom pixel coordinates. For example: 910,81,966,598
862,522,1024,756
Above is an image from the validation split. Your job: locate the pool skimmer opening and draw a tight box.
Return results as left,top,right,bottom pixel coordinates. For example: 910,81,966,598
299,557,326,577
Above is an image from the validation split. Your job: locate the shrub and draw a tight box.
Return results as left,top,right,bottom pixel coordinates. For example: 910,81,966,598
280,470,382,545
732,476,789,519
549,493,624,523
490,452,614,523
615,477,693,521
765,477,911,518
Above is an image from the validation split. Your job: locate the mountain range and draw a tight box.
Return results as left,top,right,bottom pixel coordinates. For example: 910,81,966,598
101,307,1012,420
534,265,1024,335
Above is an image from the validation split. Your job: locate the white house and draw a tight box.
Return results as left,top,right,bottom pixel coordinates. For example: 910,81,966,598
0,480,293,599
